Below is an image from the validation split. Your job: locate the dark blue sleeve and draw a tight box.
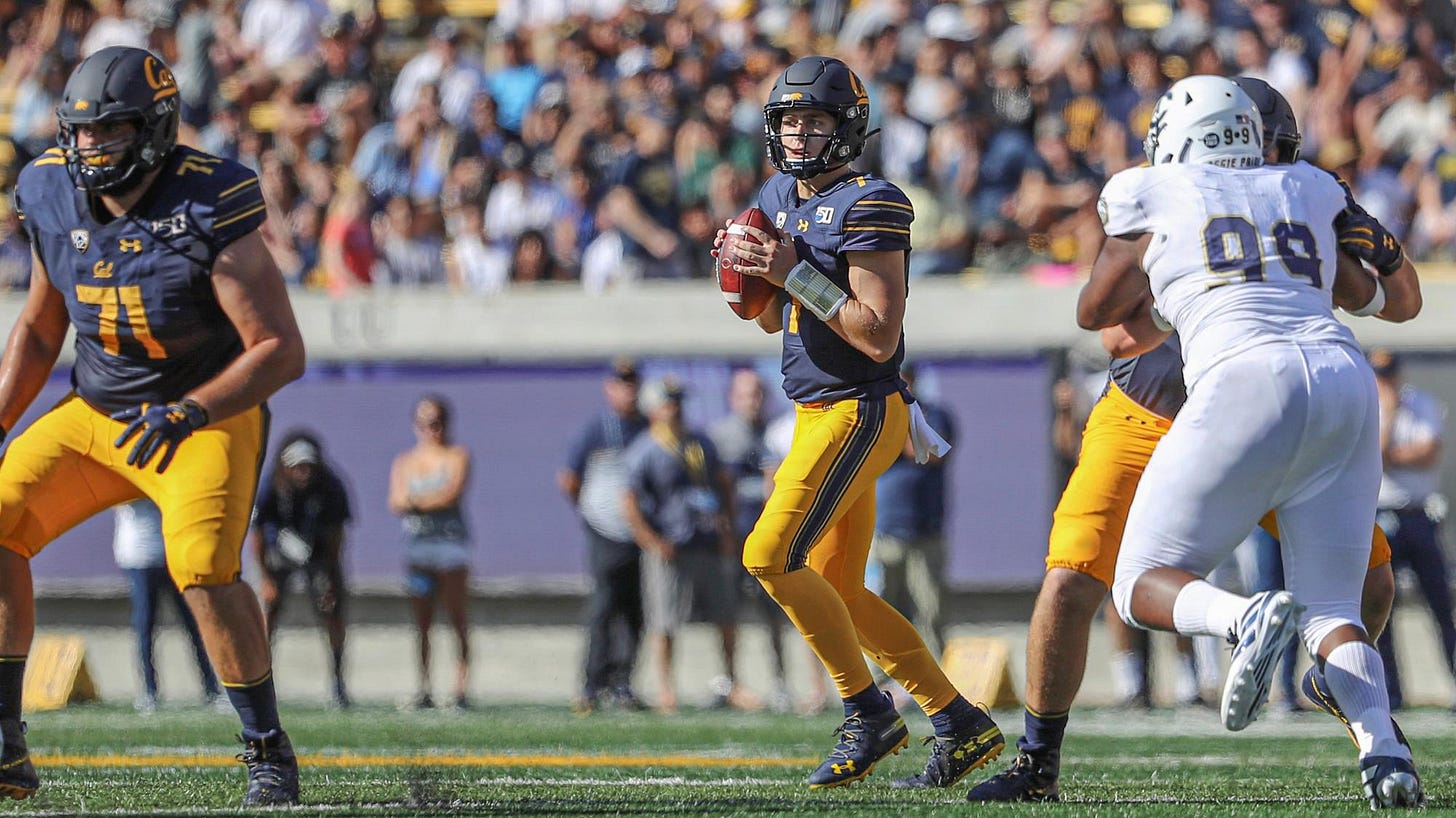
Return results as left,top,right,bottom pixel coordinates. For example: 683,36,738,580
564,416,601,474
841,184,913,253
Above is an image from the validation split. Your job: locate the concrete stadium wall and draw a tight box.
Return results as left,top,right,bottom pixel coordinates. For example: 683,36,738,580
9,271,1456,596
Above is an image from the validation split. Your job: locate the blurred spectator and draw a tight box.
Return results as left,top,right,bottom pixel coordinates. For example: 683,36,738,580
709,369,796,712
485,28,544,136
252,431,352,709
872,78,929,184
390,19,486,131
1010,116,1103,268
171,0,218,126
8,55,66,162
483,142,560,252
1369,350,1456,711
1355,57,1450,175
0,204,29,291
374,195,445,287
445,203,510,294
902,178,972,277
113,499,221,714
602,114,685,280
237,0,327,74
508,228,562,283
79,0,146,57
1155,0,1214,55
389,394,473,710
623,376,746,713
1411,128,1456,261
195,100,244,162
320,174,378,292
559,359,649,714
869,363,955,657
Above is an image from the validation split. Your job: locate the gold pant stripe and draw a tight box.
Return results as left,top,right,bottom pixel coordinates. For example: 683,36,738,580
785,398,886,572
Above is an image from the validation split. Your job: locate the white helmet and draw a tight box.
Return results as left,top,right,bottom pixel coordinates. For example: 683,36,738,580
1143,75,1264,168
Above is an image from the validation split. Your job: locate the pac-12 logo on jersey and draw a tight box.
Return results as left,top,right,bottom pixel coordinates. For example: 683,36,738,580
775,211,788,229
815,206,834,224
71,229,90,253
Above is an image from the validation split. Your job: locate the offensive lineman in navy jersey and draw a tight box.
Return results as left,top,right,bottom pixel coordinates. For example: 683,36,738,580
712,55,1004,791
1,47,304,804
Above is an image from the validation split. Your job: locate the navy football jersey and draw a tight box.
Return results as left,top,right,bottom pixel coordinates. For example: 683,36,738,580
757,171,913,403
14,146,265,413
1106,335,1186,420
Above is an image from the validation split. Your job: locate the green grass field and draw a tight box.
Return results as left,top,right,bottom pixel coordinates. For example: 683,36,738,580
7,703,1453,816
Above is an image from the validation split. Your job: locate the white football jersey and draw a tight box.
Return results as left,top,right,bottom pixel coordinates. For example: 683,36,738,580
1098,161,1357,386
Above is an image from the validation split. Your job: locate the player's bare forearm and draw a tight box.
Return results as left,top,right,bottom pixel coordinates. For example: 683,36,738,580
829,251,905,363
1377,255,1421,322
0,254,70,432
196,231,306,421
1101,299,1171,358
186,336,304,422
1078,233,1152,330
409,454,469,512
755,292,786,334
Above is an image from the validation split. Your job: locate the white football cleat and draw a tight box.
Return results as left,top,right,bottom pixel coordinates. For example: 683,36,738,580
1221,590,1304,731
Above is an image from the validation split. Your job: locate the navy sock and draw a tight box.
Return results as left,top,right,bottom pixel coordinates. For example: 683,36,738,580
842,685,892,718
1017,707,1069,762
225,672,282,738
0,657,23,721
929,695,980,736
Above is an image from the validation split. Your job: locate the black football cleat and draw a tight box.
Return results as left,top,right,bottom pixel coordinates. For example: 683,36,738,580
0,719,37,800
890,704,1005,789
805,702,909,789
238,729,300,806
966,752,1060,803
1361,755,1424,809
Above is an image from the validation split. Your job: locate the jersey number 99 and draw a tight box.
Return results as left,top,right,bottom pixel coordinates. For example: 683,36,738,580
1204,216,1322,288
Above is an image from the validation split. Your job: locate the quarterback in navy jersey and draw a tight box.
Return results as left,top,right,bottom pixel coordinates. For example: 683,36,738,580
0,47,304,805
712,55,1004,792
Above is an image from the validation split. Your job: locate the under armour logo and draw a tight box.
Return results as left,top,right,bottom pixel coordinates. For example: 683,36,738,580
831,761,856,775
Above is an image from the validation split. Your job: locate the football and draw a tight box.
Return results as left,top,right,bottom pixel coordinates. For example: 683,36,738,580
718,207,781,320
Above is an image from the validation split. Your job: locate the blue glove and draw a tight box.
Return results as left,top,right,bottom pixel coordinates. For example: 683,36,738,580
111,400,209,473
1335,200,1405,277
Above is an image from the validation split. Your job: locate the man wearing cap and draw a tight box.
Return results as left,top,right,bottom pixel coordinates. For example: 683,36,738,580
251,430,353,708
559,359,650,712
621,377,745,713
1369,349,1456,709
388,19,486,131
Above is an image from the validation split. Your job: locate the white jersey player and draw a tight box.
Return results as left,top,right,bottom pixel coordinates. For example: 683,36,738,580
1077,75,1423,809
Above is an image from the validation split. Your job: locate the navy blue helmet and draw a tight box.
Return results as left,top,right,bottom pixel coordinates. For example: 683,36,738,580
764,56,873,179
56,46,180,194
1232,76,1301,164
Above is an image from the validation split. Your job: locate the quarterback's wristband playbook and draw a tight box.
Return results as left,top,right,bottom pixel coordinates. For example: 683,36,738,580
1347,277,1387,317
785,261,849,321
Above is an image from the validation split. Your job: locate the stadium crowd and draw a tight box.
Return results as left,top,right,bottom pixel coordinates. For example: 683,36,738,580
0,0,1454,293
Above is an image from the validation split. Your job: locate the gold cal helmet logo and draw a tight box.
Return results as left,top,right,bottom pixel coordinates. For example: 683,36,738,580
143,57,178,101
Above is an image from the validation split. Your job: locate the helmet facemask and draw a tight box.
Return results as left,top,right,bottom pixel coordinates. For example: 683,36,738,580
764,104,861,180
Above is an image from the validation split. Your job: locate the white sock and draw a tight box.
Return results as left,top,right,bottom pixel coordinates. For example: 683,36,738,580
1172,580,1250,639
1111,650,1146,700
1324,641,1408,760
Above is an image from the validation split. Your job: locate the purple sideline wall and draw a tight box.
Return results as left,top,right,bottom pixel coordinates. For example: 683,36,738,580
26,357,1056,591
